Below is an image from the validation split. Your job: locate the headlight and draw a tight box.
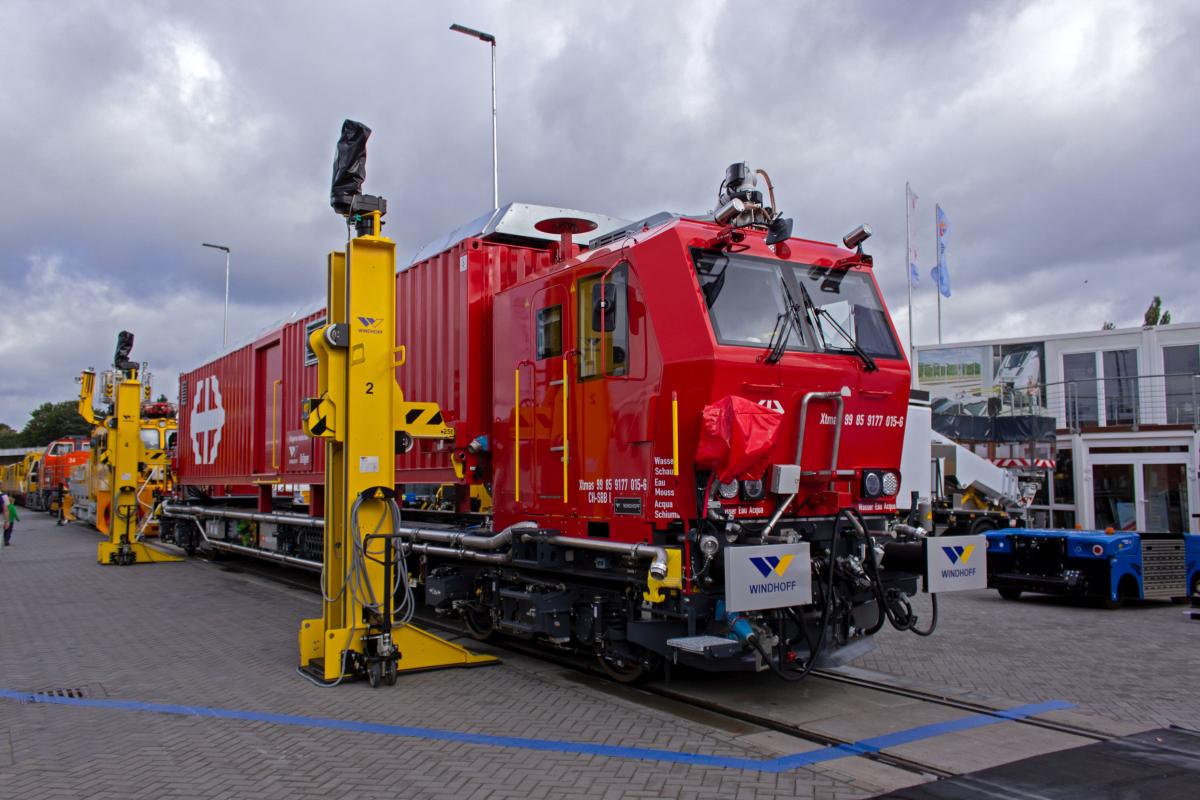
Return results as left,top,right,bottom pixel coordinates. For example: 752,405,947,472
881,471,900,497
741,478,765,501
717,480,739,500
862,471,882,498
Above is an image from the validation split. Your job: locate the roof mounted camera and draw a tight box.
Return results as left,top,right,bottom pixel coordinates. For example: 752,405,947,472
330,119,387,236
715,162,793,247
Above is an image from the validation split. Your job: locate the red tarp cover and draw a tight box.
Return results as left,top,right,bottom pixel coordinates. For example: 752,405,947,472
695,395,783,483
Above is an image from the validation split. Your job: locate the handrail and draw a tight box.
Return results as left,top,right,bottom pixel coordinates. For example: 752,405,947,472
514,367,521,503
562,358,569,502
935,371,1200,432
271,379,282,469
763,389,847,536
671,391,679,476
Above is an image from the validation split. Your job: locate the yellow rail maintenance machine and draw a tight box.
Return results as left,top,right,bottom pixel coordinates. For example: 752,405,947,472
80,332,183,566
78,352,176,539
298,120,496,687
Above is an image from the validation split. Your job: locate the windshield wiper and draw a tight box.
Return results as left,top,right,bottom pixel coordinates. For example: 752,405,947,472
763,312,789,364
797,282,877,372
765,276,808,364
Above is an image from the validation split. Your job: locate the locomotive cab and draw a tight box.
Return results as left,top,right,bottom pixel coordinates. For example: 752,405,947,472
487,179,926,678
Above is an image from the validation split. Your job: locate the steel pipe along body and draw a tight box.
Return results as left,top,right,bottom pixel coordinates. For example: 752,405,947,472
524,533,670,580
162,502,324,529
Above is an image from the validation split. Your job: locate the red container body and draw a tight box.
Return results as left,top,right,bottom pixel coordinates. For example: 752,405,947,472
176,239,554,498
175,211,911,545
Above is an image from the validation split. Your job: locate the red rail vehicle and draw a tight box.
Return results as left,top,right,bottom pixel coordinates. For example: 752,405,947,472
165,163,938,680
27,435,90,512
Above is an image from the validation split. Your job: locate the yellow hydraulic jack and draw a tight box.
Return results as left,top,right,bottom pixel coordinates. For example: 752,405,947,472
298,120,496,687
89,332,183,566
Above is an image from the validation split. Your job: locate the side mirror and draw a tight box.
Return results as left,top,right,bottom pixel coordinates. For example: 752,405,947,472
765,216,793,246
592,282,617,332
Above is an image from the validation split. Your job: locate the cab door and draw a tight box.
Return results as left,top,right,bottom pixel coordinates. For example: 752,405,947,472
254,340,283,475
531,286,570,515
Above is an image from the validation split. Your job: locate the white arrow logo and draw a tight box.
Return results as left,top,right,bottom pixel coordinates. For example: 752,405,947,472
190,375,226,465
757,399,784,414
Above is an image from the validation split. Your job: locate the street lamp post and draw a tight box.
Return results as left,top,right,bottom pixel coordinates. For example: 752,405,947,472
202,243,231,347
450,23,498,211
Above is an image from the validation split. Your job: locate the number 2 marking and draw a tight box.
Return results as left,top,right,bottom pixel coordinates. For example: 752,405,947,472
365,382,375,394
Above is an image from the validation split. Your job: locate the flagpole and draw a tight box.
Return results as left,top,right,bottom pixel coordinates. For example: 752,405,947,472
905,182,915,385
937,289,942,344
935,204,942,344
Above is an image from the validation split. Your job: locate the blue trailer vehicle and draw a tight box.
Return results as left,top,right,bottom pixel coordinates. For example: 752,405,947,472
985,528,1200,608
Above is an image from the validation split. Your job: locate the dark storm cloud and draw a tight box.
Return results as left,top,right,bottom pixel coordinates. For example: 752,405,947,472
1,0,1198,425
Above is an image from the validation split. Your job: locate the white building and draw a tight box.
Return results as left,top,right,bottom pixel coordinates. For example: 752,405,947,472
915,322,1200,533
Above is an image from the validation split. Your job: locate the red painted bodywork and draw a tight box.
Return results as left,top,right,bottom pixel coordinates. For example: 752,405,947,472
176,215,910,544
41,435,90,495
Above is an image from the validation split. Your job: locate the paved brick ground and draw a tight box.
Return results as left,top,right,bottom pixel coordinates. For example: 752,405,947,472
6,512,1186,799
855,585,1200,730
0,514,880,800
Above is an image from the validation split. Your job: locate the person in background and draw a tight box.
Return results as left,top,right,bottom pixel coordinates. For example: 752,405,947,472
1,491,15,546
57,482,67,525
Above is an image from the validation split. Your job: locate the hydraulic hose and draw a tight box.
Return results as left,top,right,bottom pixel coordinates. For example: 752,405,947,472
754,507,848,682
854,509,938,637
300,491,413,689
908,594,938,637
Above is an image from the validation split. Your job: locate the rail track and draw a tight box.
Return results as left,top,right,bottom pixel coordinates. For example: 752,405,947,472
204,551,1111,780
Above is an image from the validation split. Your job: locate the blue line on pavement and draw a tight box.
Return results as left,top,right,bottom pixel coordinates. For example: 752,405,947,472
0,688,1074,774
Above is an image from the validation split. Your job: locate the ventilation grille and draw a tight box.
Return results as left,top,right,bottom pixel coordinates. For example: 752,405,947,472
35,687,90,699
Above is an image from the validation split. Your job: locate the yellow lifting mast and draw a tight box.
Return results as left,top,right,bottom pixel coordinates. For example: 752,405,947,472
91,332,183,566
298,120,495,687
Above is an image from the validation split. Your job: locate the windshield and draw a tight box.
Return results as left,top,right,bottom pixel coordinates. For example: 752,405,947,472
794,265,903,359
692,250,901,359
693,251,804,349
140,429,161,450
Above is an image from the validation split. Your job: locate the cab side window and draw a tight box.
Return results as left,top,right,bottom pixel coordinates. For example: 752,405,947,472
577,264,629,380
536,305,563,360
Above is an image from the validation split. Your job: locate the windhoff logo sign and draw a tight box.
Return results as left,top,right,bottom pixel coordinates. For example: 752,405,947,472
940,545,976,576
726,543,811,612
925,535,987,593
357,316,384,335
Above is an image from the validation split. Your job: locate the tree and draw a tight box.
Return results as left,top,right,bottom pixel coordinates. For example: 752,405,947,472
18,400,93,446
1144,296,1172,326
0,423,20,448
1101,321,1116,330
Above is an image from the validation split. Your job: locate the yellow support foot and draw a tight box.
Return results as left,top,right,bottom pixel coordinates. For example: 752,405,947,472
97,541,184,566
392,625,499,673
298,618,498,684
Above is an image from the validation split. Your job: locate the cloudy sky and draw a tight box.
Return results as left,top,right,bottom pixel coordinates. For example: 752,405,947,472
0,0,1196,427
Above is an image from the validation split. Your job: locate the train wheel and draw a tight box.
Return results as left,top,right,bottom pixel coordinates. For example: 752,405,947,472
462,604,497,642
998,588,1022,601
596,648,660,685
597,652,645,683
